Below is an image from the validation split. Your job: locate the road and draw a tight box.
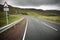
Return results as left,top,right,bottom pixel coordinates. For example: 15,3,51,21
22,16,60,40
0,16,60,40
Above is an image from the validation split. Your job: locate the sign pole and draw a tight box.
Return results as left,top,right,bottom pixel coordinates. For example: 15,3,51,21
6,11,8,24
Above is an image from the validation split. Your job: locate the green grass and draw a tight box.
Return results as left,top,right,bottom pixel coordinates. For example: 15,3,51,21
27,12,60,22
0,12,6,27
27,11,40,17
8,14,22,24
0,14,23,28
38,15,60,22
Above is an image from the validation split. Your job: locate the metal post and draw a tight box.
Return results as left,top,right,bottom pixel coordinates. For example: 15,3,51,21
6,11,8,24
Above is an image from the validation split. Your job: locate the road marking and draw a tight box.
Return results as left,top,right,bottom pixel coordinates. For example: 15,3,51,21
41,21,58,31
31,17,58,31
22,19,28,40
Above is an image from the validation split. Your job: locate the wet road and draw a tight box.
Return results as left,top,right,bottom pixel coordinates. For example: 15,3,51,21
22,16,60,40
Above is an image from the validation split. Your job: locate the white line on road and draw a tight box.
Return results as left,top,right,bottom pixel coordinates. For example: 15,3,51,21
22,18,28,40
31,17,58,31
41,21,58,31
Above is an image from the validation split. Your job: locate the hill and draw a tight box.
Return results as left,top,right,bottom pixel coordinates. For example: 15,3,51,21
45,10,60,16
0,4,60,16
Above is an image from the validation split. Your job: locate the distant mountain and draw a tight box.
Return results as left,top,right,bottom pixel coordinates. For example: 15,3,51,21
45,10,60,16
0,4,60,16
9,5,60,16
45,10,60,13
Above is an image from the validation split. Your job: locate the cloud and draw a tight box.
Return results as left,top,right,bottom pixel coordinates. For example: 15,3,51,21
0,0,60,10
0,0,4,4
11,5,60,10
36,5,60,10
6,0,60,6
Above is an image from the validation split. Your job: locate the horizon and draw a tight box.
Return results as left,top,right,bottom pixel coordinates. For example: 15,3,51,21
11,5,60,10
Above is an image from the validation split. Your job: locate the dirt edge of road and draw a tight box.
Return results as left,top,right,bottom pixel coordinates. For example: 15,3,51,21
0,18,26,40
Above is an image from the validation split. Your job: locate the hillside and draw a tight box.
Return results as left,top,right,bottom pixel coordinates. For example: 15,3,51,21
0,4,60,16
45,10,60,16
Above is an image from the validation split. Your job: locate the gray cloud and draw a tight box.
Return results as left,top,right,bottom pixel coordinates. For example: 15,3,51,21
6,0,60,6
0,0,60,10
0,0,4,4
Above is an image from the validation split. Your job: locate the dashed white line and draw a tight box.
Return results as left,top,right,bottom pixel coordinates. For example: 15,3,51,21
41,21,58,31
33,18,58,31
22,19,28,40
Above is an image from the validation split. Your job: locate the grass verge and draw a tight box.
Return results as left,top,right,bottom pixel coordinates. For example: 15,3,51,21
27,12,60,22
38,15,60,22
0,14,23,28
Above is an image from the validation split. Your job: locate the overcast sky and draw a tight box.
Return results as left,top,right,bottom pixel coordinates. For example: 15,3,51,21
0,0,60,10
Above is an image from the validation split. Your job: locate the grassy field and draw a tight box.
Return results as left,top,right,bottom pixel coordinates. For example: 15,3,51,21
38,15,60,22
8,14,22,24
9,6,60,23
0,12,22,27
26,11,60,22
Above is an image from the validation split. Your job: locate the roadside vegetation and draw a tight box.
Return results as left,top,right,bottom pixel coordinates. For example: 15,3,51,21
0,5,23,27
38,15,60,22
0,12,22,27
20,9,60,22
26,11,60,22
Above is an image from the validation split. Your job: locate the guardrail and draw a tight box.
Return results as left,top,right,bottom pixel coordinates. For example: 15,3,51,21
0,17,24,33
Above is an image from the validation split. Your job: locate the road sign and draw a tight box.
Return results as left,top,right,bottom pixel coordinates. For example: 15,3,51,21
3,2,9,24
4,2,9,11
4,7,9,11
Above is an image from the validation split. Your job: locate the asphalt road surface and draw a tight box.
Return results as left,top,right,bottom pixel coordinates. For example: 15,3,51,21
22,16,60,40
